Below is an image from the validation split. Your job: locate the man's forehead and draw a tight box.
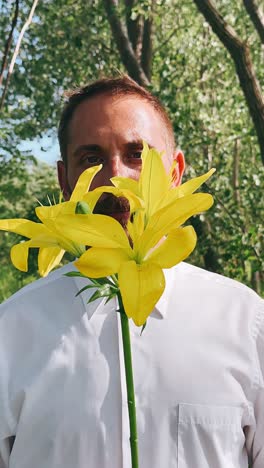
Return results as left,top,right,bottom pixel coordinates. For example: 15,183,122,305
70,93,162,123
68,93,172,150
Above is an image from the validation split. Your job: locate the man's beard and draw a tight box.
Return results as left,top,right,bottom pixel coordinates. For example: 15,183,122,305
93,193,130,229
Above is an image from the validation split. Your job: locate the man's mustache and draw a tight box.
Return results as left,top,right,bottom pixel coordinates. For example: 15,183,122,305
93,193,130,216
93,194,131,229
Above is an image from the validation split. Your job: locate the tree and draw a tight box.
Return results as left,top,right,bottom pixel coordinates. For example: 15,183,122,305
192,0,264,164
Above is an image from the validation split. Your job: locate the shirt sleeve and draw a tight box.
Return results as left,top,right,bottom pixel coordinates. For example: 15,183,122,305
251,304,264,467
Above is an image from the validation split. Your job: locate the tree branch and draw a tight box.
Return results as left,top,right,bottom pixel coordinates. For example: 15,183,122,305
0,0,39,111
0,0,19,88
243,0,264,44
102,0,150,86
153,26,178,54
193,0,264,164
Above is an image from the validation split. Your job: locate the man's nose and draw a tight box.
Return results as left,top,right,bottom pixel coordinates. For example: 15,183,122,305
105,155,127,183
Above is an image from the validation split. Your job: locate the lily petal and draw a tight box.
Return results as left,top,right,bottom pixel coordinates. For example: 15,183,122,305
119,260,165,326
36,201,77,222
10,241,31,272
82,191,104,212
0,219,49,238
111,176,139,196
38,246,65,277
53,214,130,248
146,226,197,268
157,168,216,211
127,210,145,251
140,144,169,219
140,193,213,254
75,247,131,278
70,165,102,201
177,168,215,196
24,230,84,258
28,234,61,248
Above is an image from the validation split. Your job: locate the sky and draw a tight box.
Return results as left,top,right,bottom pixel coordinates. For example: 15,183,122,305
19,134,59,166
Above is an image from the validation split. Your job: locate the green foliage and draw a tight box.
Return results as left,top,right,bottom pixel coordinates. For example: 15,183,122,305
0,161,60,302
0,0,263,301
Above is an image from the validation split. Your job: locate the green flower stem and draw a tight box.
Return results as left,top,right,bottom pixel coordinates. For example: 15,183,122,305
118,293,139,468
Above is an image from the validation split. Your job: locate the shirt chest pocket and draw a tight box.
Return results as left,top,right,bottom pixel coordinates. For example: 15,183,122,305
177,403,248,468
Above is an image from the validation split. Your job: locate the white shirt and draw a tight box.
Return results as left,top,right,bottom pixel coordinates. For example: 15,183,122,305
0,262,263,468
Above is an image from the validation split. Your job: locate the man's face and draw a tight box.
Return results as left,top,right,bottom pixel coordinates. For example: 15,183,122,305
58,94,185,224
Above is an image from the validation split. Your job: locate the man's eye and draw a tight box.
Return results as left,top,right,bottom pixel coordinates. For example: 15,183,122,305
81,155,103,165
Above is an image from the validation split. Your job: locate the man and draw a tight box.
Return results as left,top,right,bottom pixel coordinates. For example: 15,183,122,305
0,75,263,468
56,76,185,216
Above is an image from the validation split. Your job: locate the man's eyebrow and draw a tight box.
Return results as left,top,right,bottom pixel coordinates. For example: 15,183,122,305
73,144,101,157
73,141,154,157
125,140,153,150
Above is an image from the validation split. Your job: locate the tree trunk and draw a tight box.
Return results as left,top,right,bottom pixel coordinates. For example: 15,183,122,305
140,0,155,81
125,0,144,60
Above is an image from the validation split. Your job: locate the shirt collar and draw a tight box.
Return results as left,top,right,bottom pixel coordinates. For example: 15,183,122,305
151,267,175,320
73,266,175,321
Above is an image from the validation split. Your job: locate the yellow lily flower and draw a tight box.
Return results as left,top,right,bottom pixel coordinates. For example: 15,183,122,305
110,142,215,222
0,165,127,276
55,145,215,326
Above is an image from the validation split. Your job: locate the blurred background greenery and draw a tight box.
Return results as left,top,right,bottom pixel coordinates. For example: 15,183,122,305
0,0,263,302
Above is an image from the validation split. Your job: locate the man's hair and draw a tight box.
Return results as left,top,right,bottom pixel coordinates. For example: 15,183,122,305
58,75,175,166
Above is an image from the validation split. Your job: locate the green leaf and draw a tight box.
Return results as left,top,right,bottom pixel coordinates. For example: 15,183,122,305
75,284,97,297
87,282,119,304
104,293,116,304
64,271,87,278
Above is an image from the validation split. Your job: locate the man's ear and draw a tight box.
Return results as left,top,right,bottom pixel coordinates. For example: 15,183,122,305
57,160,71,201
172,149,185,186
